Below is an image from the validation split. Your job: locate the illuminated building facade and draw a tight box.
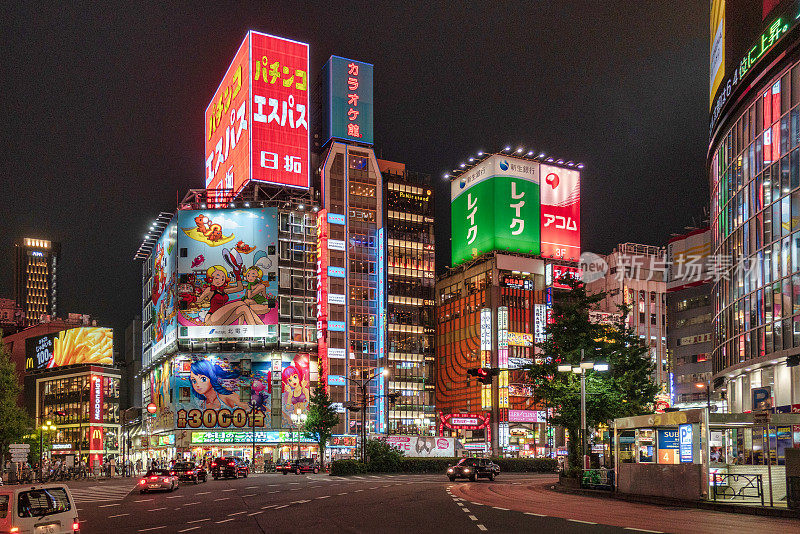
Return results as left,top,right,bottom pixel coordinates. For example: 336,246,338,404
136,191,321,463
14,238,60,326
665,228,719,409
436,253,552,456
379,159,436,435
316,141,387,437
586,243,669,386
709,1,800,412
0,297,25,335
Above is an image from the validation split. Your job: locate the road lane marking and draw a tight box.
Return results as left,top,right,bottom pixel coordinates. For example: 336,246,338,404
245,486,258,489
166,495,183,498
462,508,471,513
337,492,348,495
261,505,277,509
98,503,121,508
178,528,200,533
184,502,201,505
291,499,311,504
215,518,235,524
241,493,256,497
196,491,210,495
274,504,290,509
222,488,236,492
228,511,247,516
624,529,664,533
138,527,166,532
186,518,210,524
569,519,597,525
108,513,129,518
354,489,364,492
147,507,167,512
477,525,487,532
524,512,546,517
492,506,508,511
468,515,478,521
214,497,230,501
248,511,264,516
269,490,280,494
316,495,330,499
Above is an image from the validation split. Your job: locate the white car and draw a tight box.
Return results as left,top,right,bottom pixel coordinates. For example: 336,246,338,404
0,483,80,534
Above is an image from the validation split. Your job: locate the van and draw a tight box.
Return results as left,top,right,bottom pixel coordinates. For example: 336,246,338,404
0,484,80,534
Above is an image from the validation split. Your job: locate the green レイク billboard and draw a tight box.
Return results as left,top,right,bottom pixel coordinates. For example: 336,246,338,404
451,155,540,265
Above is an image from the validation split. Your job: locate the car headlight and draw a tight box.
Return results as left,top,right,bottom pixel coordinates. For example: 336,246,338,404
447,468,453,473
463,468,470,473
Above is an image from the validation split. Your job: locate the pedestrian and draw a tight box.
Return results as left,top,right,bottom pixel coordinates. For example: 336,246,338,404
136,458,142,474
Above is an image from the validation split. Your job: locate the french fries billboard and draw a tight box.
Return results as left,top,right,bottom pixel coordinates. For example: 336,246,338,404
26,327,114,370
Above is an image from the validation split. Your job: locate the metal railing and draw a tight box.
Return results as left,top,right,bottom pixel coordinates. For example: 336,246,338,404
710,473,764,506
581,468,614,490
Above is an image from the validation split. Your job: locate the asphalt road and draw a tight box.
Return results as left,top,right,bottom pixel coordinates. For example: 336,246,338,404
63,473,799,533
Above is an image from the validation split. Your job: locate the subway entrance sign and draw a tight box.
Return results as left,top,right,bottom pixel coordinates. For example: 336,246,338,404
450,155,540,265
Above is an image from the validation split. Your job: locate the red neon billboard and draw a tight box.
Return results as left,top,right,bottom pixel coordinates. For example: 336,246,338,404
205,31,310,198
540,164,580,261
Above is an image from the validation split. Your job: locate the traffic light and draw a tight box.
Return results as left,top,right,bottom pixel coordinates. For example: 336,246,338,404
467,367,499,385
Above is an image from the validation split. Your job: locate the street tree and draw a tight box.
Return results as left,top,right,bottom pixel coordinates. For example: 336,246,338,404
0,332,33,465
302,386,339,470
527,277,658,473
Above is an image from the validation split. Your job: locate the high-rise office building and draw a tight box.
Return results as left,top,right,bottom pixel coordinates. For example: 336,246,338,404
14,238,60,326
379,159,436,435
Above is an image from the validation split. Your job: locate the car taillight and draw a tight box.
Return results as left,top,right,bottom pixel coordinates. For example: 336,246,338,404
170,471,176,475
139,479,147,484
73,519,80,531
10,527,19,533
228,461,235,466
150,475,159,480
211,462,217,467
187,470,194,474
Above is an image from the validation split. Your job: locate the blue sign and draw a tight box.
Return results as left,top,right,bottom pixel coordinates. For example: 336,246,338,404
328,321,346,332
752,387,773,411
328,266,345,278
322,56,374,145
376,228,386,434
679,423,694,463
328,375,346,387
657,429,680,450
327,212,345,225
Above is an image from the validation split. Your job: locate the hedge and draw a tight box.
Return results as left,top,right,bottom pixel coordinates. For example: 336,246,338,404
330,457,557,476
329,459,367,476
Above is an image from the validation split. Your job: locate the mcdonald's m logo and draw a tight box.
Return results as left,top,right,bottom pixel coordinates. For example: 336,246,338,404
26,357,34,370
92,429,103,440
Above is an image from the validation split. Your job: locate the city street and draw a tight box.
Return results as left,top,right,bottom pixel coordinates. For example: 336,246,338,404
67,473,800,533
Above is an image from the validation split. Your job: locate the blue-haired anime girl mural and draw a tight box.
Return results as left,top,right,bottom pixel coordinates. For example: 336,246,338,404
187,357,251,411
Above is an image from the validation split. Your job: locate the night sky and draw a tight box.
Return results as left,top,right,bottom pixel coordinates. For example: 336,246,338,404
2,1,708,345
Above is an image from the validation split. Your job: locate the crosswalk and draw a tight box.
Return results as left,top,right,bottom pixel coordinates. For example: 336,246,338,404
69,484,134,503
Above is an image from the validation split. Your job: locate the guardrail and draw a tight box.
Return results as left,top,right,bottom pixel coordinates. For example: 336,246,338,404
581,468,614,490
710,473,764,506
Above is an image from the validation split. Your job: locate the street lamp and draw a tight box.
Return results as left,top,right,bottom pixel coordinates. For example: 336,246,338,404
344,367,390,464
556,349,609,469
695,381,712,413
39,420,56,482
290,409,307,462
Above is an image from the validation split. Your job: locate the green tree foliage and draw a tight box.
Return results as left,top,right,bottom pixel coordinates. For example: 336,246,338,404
364,438,403,473
527,277,658,471
0,331,33,463
302,386,339,469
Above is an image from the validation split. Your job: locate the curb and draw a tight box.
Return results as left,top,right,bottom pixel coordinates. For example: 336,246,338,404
549,483,800,519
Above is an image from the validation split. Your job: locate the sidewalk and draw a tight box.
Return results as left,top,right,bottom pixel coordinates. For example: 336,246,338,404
551,481,800,519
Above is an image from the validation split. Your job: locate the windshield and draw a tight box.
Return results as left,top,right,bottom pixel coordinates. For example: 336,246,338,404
17,488,71,518
456,459,477,466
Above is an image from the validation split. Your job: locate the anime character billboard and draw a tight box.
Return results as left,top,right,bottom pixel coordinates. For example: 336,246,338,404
281,353,311,428
176,208,278,340
152,218,177,356
174,354,272,429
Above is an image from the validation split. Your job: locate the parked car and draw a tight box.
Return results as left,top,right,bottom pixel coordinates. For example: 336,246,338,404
0,484,80,534
446,457,500,482
172,461,207,483
276,458,320,475
210,457,249,479
138,469,179,493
